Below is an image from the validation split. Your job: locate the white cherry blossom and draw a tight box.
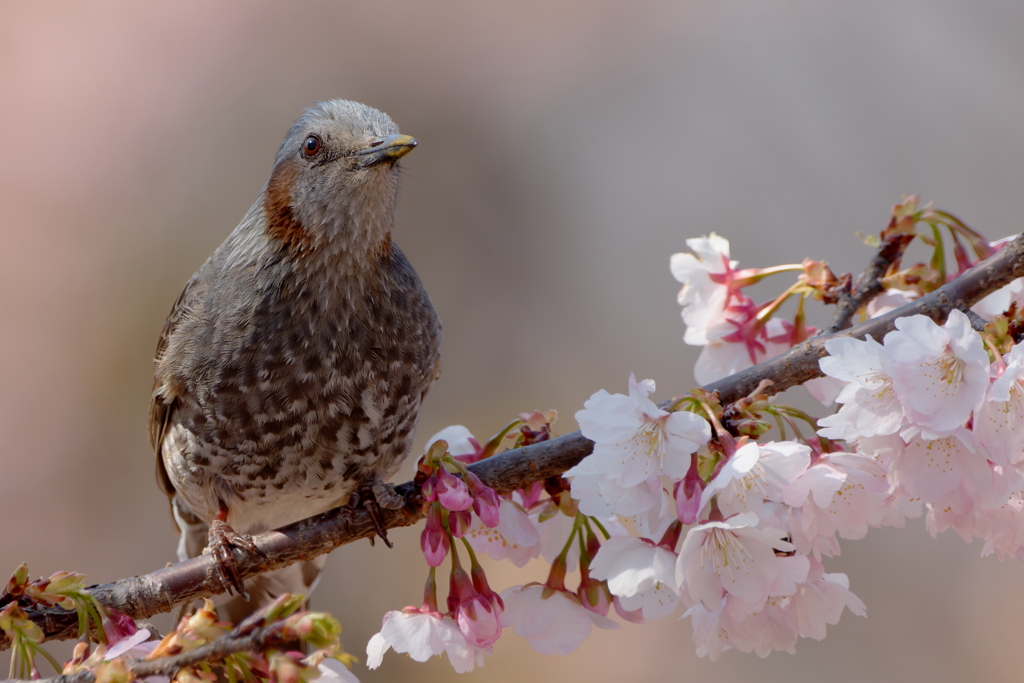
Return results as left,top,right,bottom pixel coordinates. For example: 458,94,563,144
693,316,792,386
976,344,1024,466
699,441,810,519
567,457,664,519
671,233,739,346
675,512,794,611
785,558,866,641
466,498,540,568
881,310,989,433
782,452,891,552
817,336,903,441
589,536,680,620
366,608,483,674
571,374,710,489
893,429,994,513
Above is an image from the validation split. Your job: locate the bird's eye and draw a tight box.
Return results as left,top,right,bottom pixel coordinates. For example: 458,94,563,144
303,135,322,157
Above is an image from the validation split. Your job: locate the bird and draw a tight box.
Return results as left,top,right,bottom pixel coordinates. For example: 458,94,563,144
148,99,442,622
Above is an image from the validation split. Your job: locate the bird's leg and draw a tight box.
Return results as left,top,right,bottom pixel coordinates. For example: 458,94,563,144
205,506,263,599
346,479,404,549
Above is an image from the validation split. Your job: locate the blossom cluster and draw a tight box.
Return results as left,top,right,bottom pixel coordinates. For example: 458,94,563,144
819,311,1024,560
368,414,638,671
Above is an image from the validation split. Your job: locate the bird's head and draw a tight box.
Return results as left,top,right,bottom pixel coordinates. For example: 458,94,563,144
262,100,417,257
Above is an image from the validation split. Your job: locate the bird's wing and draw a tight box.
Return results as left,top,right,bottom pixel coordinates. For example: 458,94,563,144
148,273,203,524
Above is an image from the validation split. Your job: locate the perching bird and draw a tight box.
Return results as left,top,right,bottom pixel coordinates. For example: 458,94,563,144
148,100,442,621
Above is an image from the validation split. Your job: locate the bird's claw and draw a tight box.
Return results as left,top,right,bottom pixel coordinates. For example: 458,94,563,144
206,519,263,599
346,480,402,548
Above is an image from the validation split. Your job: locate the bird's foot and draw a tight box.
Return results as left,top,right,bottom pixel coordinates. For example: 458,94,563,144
205,518,263,599
371,479,404,510
346,480,403,549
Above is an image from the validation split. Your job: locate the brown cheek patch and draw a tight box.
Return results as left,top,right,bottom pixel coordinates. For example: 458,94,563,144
264,159,313,252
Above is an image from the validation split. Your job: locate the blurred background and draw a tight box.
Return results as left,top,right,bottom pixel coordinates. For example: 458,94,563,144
3,1,1024,680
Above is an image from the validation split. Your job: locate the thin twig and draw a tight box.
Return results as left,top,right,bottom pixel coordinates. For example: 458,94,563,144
825,231,915,334
30,625,287,683
4,233,1023,652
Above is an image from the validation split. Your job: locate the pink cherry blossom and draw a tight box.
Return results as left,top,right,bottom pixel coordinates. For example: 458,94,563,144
782,452,891,556
693,312,787,385
699,441,810,519
571,374,711,489
683,556,864,659
684,592,799,659
568,458,664,518
671,233,741,346
881,310,989,433
786,557,866,641
976,344,1024,466
675,512,794,611
366,608,483,674
443,554,505,651
589,536,680,620
465,472,501,527
893,429,994,513
674,456,704,525
426,425,482,460
466,498,541,568
817,336,903,442
501,584,618,655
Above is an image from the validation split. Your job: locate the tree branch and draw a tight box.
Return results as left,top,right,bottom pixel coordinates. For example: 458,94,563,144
33,624,292,683
824,231,915,334
5,233,1023,652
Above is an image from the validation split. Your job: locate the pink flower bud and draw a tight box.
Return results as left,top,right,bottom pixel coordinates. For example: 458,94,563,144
465,473,501,528
447,564,476,612
455,594,502,648
448,509,473,538
675,456,704,525
436,470,473,512
420,505,450,566
577,578,612,617
470,560,503,609
421,474,438,502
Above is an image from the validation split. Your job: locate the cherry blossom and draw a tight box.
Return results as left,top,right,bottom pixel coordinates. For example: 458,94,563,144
817,336,903,442
589,536,680,620
671,233,741,346
568,459,664,518
781,452,892,556
426,425,481,459
699,441,810,518
501,585,618,655
366,608,482,674
976,343,1024,466
786,558,866,641
675,512,795,611
570,374,710,489
893,429,994,513
865,287,917,318
466,498,540,568
693,313,791,386
881,310,989,433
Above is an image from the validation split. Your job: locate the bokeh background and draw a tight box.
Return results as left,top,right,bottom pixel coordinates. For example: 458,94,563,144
4,1,1024,680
